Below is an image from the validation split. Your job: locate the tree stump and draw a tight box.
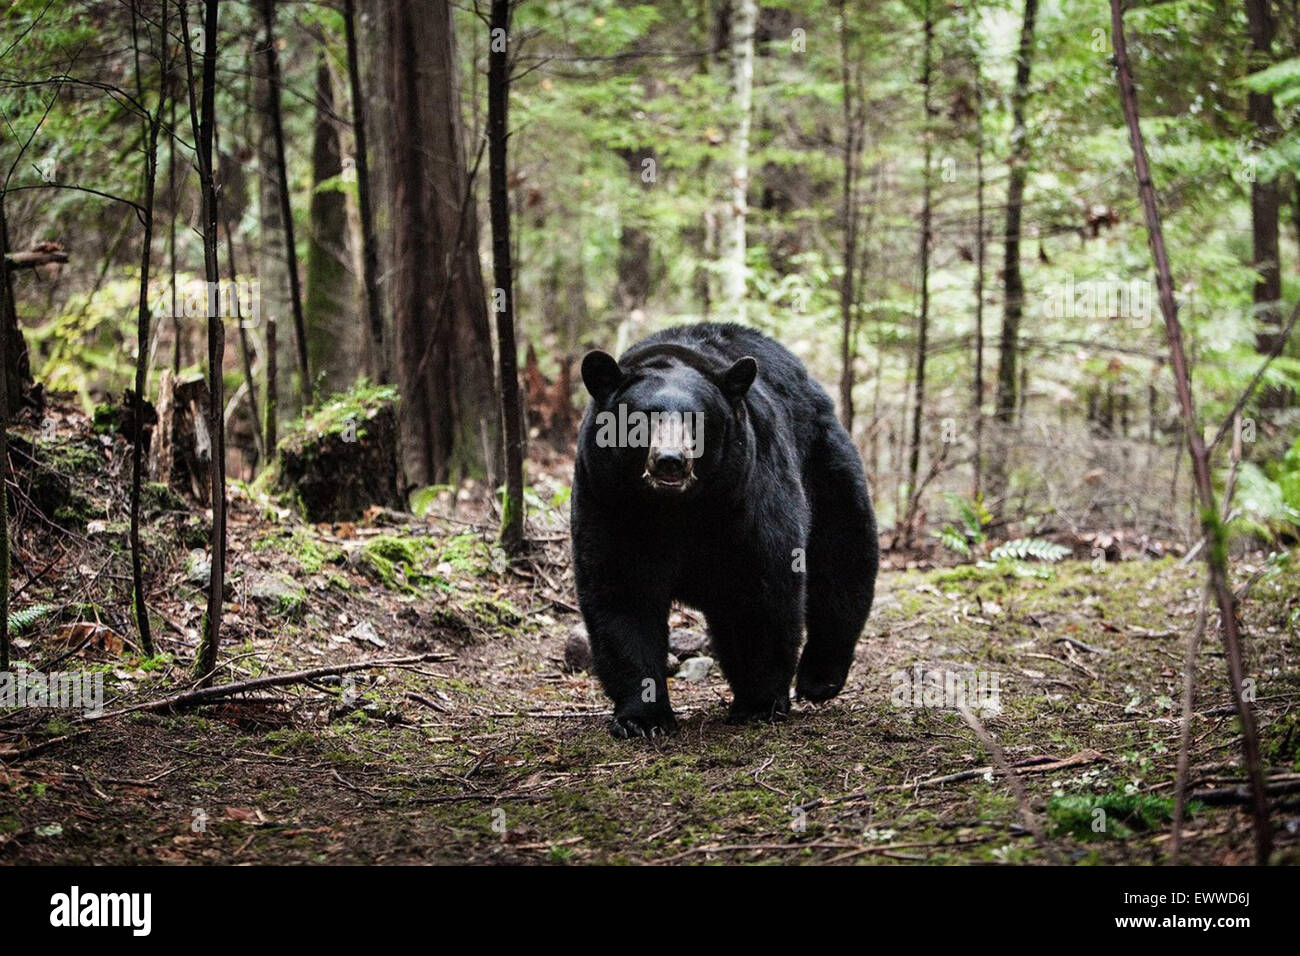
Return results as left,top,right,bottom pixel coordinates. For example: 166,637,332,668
150,368,212,505
276,385,402,522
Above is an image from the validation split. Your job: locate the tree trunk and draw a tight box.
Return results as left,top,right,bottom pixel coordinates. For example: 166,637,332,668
1111,0,1272,865
489,0,525,555
995,0,1038,428
970,21,986,501
614,149,654,319
0,199,12,671
223,206,264,467
259,0,311,407
902,4,935,549
305,52,359,396
344,0,387,383
1245,0,1285,404
717,0,757,322
366,0,499,491
128,0,162,657
183,0,226,686
168,91,182,375
0,200,33,416
837,0,865,432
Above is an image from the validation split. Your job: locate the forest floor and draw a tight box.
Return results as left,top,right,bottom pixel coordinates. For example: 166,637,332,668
1,406,1298,865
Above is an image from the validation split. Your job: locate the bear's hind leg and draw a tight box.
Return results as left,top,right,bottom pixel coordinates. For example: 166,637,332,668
796,427,878,703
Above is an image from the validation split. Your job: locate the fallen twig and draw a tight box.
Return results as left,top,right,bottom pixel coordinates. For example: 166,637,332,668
83,654,452,721
958,704,1060,862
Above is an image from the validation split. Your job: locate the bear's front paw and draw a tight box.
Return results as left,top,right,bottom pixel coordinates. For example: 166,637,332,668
794,676,845,704
610,708,678,739
726,695,791,725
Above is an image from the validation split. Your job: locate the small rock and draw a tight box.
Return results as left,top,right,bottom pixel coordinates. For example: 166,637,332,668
346,620,387,648
675,656,713,682
668,627,708,659
185,551,210,585
564,623,593,673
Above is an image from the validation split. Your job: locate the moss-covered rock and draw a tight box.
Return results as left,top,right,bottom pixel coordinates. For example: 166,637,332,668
275,383,402,522
8,433,105,529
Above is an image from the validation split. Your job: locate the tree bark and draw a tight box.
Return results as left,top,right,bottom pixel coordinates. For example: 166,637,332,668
127,0,162,657
183,0,226,686
995,0,1038,428
367,0,499,491
489,0,525,556
970,20,986,501
1245,0,1285,404
717,0,757,322
305,51,358,396
343,0,387,383
614,148,654,319
903,3,934,548
1112,0,1272,865
0,201,33,416
258,0,311,407
0,200,12,671
837,0,865,432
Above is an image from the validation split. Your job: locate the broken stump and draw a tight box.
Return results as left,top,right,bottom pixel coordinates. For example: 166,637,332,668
276,384,402,522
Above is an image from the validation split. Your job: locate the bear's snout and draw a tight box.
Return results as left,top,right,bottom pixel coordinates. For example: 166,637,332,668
645,446,693,489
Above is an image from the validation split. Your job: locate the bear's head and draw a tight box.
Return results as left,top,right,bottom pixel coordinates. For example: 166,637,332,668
580,348,757,499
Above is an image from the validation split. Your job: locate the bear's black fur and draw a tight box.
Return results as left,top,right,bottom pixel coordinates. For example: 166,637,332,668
571,323,878,738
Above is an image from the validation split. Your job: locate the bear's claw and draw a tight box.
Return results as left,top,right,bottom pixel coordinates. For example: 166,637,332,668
610,710,677,739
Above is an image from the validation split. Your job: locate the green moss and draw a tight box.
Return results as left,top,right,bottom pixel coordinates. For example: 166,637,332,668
359,535,444,593
253,527,341,575
142,482,187,513
279,381,399,451
264,730,316,757
438,532,505,577
464,595,523,629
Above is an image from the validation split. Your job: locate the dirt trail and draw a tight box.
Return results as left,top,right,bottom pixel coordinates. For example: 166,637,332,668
2,488,1297,863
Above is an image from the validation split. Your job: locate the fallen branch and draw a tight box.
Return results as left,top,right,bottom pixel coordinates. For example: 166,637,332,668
1171,586,1209,864
1189,777,1300,807
3,249,68,267
798,749,1105,811
84,654,452,721
958,704,1059,861
0,730,88,763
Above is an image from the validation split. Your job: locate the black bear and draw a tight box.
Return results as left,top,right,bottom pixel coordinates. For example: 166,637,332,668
571,323,878,738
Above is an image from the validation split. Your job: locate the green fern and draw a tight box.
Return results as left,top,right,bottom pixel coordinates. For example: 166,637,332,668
9,603,56,635
990,538,1071,563
949,492,992,541
935,525,971,557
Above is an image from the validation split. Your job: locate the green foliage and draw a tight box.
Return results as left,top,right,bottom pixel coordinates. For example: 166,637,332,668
9,604,56,635
1047,790,1189,841
988,538,1071,563
934,493,992,559
358,536,445,594
1229,462,1300,542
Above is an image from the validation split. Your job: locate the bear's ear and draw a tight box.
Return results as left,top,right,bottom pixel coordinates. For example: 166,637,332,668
581,350,625,401
720,356,758,400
